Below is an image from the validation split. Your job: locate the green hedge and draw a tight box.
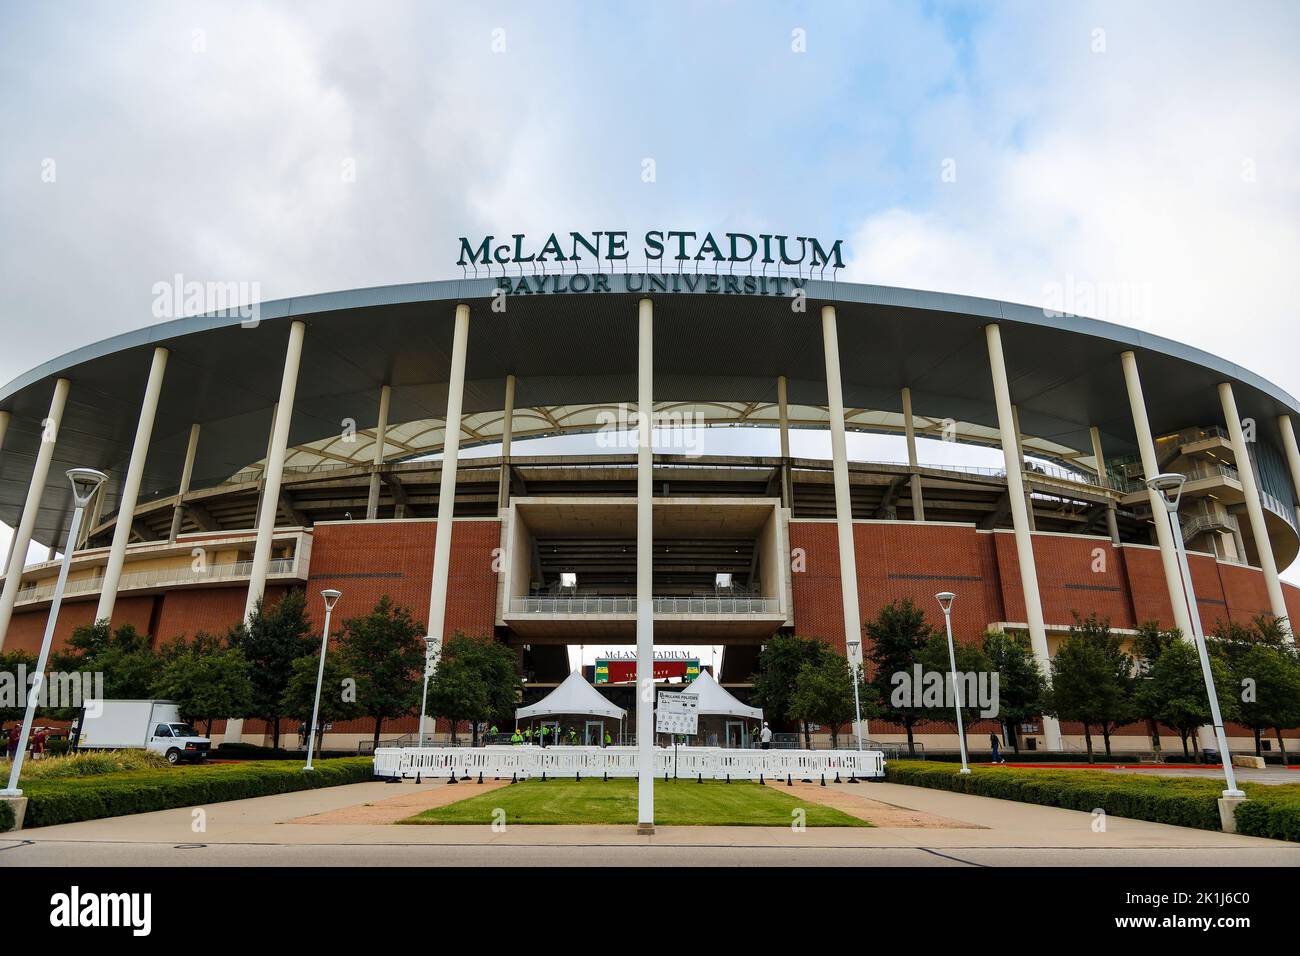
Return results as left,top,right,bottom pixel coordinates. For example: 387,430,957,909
0,798,14,832
1234,791,1300,842
886,760,1225,831
20,757,374,829
886,760,1300,841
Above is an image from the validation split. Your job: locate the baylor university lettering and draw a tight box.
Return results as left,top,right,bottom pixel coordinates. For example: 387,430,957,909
457,230,845,269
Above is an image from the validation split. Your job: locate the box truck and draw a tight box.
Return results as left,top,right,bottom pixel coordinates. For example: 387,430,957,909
79,700,211,764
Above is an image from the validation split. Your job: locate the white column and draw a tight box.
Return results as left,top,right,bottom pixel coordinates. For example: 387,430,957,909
168,424,201,544
985,325,1061,750
901,386,925,521
497,374,516,511
1220,384,1289,632
0,378,71,649
1120,351,1195,639
777,374,791,509
366,385,392,520
96,347,169,624
1279,415,1300,546
426,304,471,663
243,321,306,622
636,298,655,831
821,306,867,742
1012,405,1036,532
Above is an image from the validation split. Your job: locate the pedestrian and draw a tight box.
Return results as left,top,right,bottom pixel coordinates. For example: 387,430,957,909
510,728,523,745
3,726,16,761
32,727,47,761
990,733,1002,764
760,721,773,750
523,726,533,745
603,730,612,748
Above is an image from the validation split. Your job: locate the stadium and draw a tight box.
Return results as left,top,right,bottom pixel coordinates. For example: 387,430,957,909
2,268,1299,756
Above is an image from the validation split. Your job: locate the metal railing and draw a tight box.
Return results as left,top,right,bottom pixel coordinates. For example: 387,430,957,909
373,744,886,782
506,594,781,615
14,557,299,606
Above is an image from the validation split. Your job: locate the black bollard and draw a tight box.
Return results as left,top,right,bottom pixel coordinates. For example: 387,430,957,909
576,772,581,782
725,774,730,784
542,771,547,782
787,774,792,786
511,772,517,784
415,772,421,784
835,771,841,784
447,771,457,784
477,772,484,784
603,772,608,782
697,773,702,784
760,774,764,785
820,774,826,787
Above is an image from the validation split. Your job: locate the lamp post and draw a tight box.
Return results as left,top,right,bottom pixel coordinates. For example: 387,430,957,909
1146,473,1245,798
417,636,437,749
2,468,107,797
845,637,865,751
304,588,341,772
935,591,970,774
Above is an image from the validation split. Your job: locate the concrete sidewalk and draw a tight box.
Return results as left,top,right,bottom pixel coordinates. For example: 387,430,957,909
3,778,1296,857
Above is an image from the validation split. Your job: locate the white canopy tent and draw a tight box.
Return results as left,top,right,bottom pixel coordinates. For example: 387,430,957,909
516,670,627,721
682,670,763,720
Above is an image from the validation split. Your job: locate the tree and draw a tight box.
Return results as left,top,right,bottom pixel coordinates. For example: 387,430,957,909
751,634,830,748
864,599,937,757
336,596,426,749
1130,621,1181,754
427,634,520,746
981,630,1047,752
150,633,254,736
51,620,160,706
913,631,992,754
1135,640,1237,759
1046,615,1135,762
1228,642,1300,761
228,589,314,749
787,654,878,748
280,649,360,754
0,649,38,726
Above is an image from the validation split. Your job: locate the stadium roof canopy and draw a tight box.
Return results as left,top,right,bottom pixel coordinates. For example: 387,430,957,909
3,275,1298,548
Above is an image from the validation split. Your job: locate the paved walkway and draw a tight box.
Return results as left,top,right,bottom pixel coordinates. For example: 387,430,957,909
2,778,1297,866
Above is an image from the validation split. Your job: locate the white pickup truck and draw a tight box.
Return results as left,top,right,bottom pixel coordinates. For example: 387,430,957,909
79,700,211,764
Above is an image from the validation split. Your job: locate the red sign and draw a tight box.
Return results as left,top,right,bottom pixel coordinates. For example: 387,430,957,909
596,659,698,684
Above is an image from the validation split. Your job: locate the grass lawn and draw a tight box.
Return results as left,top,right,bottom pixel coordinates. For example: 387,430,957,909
401,778,871,827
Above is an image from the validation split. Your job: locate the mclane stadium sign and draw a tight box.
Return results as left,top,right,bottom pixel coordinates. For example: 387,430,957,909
459,229,844,297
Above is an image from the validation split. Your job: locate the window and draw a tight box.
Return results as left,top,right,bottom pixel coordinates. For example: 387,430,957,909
153,724,173,738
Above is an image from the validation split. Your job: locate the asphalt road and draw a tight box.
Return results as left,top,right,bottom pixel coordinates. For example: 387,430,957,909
4,838,1298,867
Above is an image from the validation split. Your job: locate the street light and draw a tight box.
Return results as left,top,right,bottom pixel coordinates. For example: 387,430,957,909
304,588,342,772
417,636,437,750
1146,472,1245,798
935,591,971,774
844,637,865,752
2,468,107,796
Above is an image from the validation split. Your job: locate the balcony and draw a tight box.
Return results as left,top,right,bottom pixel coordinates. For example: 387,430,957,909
507,595,782,615
14,557,304,608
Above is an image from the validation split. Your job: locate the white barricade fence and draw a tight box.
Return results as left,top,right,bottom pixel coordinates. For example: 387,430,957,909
372,745,885,781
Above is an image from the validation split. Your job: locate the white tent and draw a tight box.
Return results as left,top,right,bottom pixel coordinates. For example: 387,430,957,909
516,670,627,720
681,669,763,720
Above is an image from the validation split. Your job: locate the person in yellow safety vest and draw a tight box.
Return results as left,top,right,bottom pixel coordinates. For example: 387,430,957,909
510,729,523,745
567,727,577,745
523,727,532,744
603,731,612,748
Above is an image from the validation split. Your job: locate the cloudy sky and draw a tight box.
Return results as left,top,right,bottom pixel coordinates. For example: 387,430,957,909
3,0,1300,601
